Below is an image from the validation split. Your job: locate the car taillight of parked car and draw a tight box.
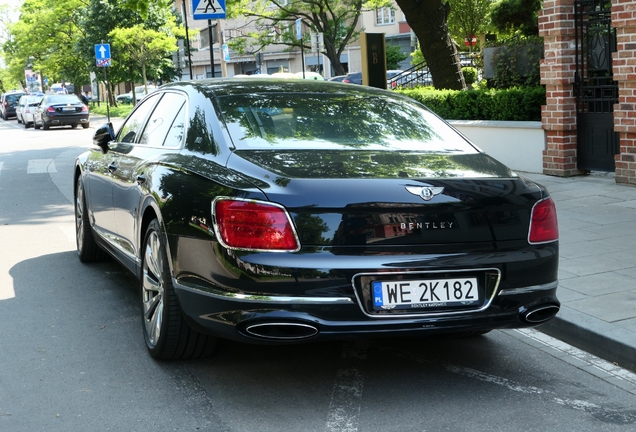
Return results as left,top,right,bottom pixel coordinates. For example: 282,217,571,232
82,105,89,112
213,198,300,252
528,197,559,244
47,106,56,113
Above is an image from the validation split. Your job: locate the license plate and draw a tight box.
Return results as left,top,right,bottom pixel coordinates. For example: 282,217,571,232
372,277,479,310
62,107,75,112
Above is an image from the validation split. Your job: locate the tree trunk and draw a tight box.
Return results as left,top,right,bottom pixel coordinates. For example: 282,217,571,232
323,38,346,76
396,0,466,90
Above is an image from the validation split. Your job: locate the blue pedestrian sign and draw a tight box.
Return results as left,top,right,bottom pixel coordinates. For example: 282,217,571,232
192,0,226,20
95,43,111,67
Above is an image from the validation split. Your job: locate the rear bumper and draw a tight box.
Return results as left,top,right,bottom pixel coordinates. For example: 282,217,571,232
42,114,89,126
169,235,559,343
174,281,559,343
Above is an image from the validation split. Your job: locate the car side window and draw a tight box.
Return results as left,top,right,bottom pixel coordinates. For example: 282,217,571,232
117,94,160,143
162,103,186,148
138,92,186,147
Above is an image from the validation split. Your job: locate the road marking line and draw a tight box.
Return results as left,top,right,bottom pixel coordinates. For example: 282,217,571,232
325,340,368,432
515,328,636,387
27,159,57,174
447,364,636,422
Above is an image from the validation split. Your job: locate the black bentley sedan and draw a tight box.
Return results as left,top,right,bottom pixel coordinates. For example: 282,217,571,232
74,79,559,360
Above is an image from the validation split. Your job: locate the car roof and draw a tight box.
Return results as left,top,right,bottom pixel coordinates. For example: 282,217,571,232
160,77,399,98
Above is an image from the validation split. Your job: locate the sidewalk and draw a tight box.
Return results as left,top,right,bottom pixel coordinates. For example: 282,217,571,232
523,172,636,372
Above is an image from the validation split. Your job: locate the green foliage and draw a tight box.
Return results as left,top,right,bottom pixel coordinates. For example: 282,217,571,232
462,67,478,85
446,0,492,49
5,0,89,92
386,43,408,70
396,86,545,121
410,43,425,66
490,0,541,37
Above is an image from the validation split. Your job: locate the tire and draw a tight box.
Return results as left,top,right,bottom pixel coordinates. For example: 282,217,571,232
24,121,29,129
17,116,21,124
34,120,40,130
42,122,50,130
75,176,107,262
72,123,78,129
141,219,217,360
82,123,90,129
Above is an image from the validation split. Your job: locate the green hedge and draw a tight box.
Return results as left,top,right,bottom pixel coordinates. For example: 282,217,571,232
395,86,545,121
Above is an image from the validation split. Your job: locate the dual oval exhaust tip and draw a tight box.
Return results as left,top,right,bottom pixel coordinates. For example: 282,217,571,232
522,304,560,324
245,322,319,340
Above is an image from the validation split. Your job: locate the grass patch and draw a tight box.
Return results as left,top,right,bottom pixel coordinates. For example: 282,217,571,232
89,103,133,118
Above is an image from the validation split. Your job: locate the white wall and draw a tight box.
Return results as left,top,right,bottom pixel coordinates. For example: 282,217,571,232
448,120,545,174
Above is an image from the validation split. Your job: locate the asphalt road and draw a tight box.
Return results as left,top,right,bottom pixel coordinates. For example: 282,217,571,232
1,118,636,432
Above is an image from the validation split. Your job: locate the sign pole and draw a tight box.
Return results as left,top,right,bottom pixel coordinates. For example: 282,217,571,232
208,20,215,77
182,0,194,79
103,67,110,123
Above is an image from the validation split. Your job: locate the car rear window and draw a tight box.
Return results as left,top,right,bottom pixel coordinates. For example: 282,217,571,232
217,92,477,153
5,94,25,102
47,95,81,104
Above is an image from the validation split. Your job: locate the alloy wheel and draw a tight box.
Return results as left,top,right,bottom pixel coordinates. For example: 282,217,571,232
142,230,164,348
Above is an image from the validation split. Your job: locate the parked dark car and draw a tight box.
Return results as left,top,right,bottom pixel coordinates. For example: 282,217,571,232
343,70,403,87
74,78,559,360
328,75,347,82
0,91,27,120
34,94,90,130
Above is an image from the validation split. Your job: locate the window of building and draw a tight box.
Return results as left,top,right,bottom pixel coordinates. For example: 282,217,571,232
376,7,395,25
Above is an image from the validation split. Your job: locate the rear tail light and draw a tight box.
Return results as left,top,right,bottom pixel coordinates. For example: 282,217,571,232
82,105,89,112
47,106,56,113
213,198,300,252
528,197,558,244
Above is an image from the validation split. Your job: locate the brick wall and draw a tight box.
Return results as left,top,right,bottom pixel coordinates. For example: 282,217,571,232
612,0,636,184
539,0,584,177
540,0,636,183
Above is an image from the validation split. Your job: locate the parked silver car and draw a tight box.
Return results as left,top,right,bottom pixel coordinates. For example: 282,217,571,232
17,95,44,128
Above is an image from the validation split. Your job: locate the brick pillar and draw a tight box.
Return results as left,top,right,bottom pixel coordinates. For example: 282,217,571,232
612,0,636,184
539,0,585,176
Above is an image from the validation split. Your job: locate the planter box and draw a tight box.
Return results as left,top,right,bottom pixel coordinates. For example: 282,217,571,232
448,120,545,174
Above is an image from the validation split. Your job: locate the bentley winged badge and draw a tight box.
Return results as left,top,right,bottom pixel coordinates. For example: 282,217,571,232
405,186,445,201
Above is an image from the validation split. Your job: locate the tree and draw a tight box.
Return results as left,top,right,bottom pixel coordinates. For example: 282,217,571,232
75,0,183,105
490,0,541,36
447,0,493,53
4,0,89,93
386,43,408,70
109,25,178,101
223,0,394,77
396,0,466,90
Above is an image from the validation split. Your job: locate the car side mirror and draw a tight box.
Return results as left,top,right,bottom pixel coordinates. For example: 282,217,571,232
93,123,116,153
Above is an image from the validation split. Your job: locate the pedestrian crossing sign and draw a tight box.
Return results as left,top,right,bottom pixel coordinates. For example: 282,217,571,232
192,0,226,20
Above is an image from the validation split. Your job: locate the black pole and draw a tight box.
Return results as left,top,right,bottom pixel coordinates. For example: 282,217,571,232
208,20,214,78
301,44,305,78
182,1,193,79
103,67,110,123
